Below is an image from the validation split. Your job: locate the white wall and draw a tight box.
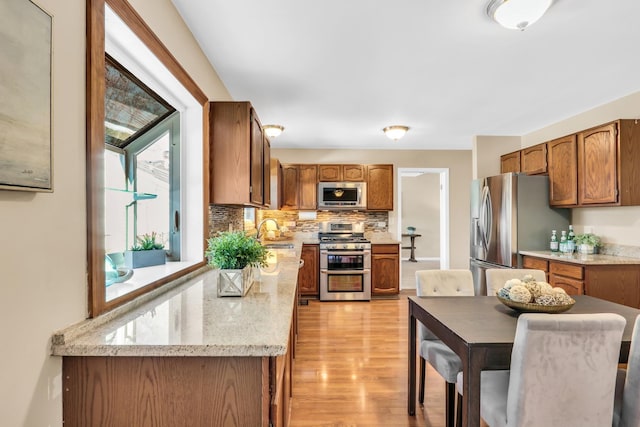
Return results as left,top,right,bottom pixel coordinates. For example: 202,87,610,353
273,149,473,268
401,173,440,258
0,1,229,425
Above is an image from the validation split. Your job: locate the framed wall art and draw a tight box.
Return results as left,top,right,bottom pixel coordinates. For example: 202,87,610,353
0,0,53,192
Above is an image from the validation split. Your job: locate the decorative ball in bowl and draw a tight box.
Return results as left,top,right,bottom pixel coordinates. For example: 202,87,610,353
406,226,416,234
496,275,575,313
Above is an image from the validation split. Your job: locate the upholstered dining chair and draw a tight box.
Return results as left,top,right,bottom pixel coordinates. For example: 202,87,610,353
456,312,625,427
416,269,475,427
614,314,640,427
485,268,547,296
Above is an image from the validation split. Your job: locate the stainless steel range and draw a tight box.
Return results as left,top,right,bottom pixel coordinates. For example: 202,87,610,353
318,222,371,301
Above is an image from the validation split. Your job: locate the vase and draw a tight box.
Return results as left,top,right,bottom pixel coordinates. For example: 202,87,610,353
578,244,596,254
124,249,166,268
217,265,254,297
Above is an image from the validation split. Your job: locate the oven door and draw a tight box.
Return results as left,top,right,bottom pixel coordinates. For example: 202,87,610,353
320,269,371,301
322,251,367,270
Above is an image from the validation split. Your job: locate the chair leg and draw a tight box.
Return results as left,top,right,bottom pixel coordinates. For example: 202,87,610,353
418,357,426,404
456,392,463,427
446,382,455,427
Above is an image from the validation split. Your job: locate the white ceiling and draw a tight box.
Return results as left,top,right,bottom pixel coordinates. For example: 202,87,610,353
171,0,640,150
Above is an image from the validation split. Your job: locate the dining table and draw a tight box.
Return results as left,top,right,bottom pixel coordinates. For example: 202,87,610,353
407,295,640,427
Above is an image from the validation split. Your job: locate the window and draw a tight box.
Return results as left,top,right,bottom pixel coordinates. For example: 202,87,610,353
87,0,208,316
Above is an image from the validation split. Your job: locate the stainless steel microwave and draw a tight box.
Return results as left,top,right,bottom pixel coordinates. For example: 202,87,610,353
317,182,367,210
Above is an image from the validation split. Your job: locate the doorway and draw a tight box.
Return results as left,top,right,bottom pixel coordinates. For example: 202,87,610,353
397,168,449,290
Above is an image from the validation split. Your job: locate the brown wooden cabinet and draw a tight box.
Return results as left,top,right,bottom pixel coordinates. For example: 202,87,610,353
366,164,394,211
318,164,365,182
500,151,521,174
371,244,399,296
577,120,640,206
522,142,547,175
547,134,578,206
298,244,319,297
280,164,317,210
522,255,640,307
210,101,270,207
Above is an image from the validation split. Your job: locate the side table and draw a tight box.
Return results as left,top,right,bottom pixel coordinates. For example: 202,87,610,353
401,233,421,262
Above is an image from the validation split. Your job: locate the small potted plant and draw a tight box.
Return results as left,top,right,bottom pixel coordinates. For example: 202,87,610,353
206,231,269,297
574,233,601,254
124,231,166,268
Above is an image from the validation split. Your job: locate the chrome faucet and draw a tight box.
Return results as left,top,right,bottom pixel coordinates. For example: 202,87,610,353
256,218,280,239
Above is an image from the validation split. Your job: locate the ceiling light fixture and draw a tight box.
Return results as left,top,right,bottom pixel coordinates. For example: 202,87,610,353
263,124,285,138
487,0,553,31
383,125,409,141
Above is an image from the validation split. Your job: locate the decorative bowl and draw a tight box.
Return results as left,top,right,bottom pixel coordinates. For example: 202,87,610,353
406,226,416,234
496,294,575,314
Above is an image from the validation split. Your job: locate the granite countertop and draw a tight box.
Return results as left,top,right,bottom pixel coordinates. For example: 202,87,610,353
520,250,640,265
51,243,302,358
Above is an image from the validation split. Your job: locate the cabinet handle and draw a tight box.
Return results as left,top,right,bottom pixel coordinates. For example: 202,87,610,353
298,259,305,269
174,210,180,232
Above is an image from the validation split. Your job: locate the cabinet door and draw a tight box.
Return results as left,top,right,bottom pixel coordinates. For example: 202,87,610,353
585,265,640,309
250,110,264,205
522,143,547,175
263,138,271,208
500,151,521,174
548,135,578,206
342,164,365,181
298,244,319,296
371,244,399,296
550,274,584,295
578,122,618,205
366,164,393,210
298,165,317,210
281,165,299,210
318,165,341,181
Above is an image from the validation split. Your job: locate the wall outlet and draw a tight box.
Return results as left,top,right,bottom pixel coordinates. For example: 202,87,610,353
377,221,386,228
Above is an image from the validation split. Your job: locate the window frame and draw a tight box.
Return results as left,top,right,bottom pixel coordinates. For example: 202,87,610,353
87,0,209,317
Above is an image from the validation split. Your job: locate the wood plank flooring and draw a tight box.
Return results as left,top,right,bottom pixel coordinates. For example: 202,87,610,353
290,293,446,427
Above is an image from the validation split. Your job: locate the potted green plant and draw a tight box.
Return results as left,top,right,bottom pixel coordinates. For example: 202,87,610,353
206,231,269,297
124,232,166,268
574,233,601,254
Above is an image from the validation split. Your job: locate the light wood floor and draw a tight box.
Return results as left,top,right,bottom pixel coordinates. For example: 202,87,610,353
290,293,447,427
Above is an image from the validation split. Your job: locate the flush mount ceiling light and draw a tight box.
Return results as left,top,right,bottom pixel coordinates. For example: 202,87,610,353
487,0,553,31
263,124,285,138
383,125,410,141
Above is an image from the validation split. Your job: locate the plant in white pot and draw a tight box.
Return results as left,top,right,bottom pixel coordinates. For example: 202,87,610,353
574,233,601,254
124,232,166,268
206,231,269,297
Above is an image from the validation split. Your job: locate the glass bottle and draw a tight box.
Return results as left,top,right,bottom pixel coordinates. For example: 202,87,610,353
550,230,559,252
567,225,575,253
559,230,568,253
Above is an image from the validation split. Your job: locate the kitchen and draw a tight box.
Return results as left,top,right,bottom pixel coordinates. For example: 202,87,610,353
2,1,640,426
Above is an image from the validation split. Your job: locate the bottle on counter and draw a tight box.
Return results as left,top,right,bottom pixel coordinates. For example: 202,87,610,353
567,225,576,253
550,230,559,252
559,230,568,253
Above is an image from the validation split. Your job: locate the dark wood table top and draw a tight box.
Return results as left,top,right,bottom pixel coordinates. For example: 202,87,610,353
409,294,640,348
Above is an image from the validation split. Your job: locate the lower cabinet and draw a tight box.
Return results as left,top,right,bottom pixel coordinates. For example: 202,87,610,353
298,244,319,297
522,255,640,307
371,244,400,296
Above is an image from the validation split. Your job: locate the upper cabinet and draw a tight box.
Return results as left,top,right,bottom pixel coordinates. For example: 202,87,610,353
318,164,365,182
548,135,578,207
366,164,394,211
210,101,270,207
281,164,317,210
522,142,547,175
575,120,640,207
500,151,521,174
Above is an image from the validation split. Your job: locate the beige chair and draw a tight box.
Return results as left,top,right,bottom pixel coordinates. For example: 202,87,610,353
416,269,475,427
614,314,640,427
457,313,625,427
485,268,546,296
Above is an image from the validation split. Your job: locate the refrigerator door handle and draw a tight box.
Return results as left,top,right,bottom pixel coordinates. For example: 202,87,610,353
479,185,492,251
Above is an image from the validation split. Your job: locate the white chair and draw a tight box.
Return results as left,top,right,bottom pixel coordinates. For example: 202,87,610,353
485,268,546,296
456,313,625,427
416,269,475,427
613,314,640,427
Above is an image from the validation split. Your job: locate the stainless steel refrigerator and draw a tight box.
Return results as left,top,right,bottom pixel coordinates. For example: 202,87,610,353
470,173,570,296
